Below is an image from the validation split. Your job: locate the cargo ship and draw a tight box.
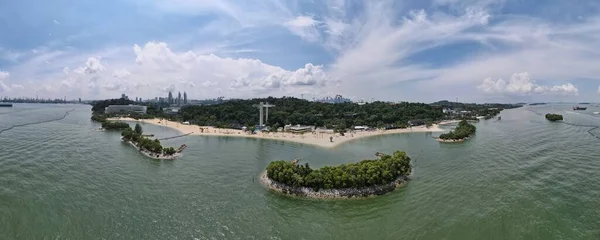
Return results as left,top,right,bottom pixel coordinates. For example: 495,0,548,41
0,103,13,107
573,106,587,110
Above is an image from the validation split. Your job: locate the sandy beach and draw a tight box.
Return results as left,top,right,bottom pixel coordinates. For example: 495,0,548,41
106,117,445,148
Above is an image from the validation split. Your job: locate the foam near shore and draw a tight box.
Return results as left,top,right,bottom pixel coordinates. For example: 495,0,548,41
259,171,408,199
106,117,445,148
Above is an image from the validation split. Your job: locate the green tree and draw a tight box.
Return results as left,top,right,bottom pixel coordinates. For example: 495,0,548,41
134,123,143,135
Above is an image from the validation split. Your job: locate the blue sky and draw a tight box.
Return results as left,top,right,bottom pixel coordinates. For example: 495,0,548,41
1,0,600,102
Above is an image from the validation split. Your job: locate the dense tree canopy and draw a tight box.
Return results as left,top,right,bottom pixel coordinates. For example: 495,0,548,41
438,120,476,140
545,113,563,122
266,151,411,191
101,121,130,130
180,97,446,129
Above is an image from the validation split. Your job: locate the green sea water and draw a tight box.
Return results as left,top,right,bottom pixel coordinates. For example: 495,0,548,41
1,103,600,239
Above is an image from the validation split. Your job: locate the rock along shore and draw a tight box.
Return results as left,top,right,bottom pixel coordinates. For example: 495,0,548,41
121,137,181,160
434,137,468,143
259,171,409,199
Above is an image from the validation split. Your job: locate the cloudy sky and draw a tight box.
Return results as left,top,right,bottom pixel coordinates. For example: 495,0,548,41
1,0,600,103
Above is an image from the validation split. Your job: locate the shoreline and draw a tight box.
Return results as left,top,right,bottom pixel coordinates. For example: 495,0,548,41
259,171,408,199
106,117,446,148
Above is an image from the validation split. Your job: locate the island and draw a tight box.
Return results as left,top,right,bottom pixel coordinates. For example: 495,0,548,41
261,151,412,198
435,120,476,143
545,113,563,122
120,123,186,160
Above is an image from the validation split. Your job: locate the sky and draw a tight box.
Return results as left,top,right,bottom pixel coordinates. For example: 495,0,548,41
1,0,600,103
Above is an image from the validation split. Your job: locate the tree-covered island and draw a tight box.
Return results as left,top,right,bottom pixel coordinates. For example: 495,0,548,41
436,120,476,142
545,113,563,122
120,124,183,159
101,121,130,130
262,151,412,198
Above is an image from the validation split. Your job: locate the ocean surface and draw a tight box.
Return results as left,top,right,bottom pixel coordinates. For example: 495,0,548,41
1,103,600,239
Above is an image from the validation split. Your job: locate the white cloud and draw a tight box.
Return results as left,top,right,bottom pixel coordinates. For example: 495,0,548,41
0,71,8,80
477,72,579,96
102,83,121,91
112,69,131,79
11,84,24,90
201,81,215,87
284,16,321,42
62,67,70,75
53,19,60,25
0,81,10,92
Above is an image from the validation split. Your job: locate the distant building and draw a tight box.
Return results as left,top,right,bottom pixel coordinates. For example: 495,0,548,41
408,119,425,126
78,98,81,103
178,92,182,106
168,91,173,104
105,105,147,114
442,108,454,114
165,107,180,115
183,92,188,104
285,124,315,133
121,94,128,100
353,126,369,131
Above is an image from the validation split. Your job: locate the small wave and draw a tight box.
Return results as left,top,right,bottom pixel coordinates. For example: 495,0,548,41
0,109,75,136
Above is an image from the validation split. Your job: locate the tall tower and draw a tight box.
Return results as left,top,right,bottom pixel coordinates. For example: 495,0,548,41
178,92,182,106
183,92,187,104
168,91,173,104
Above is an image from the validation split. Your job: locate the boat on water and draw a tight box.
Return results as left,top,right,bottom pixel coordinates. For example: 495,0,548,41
573,106,587,111
497,116,501,120
0,103,12,107
594,112,600,115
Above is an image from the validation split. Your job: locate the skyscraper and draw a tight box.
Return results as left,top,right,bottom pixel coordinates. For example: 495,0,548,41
168,91,173,104
178,92,182,106
183,92,187,104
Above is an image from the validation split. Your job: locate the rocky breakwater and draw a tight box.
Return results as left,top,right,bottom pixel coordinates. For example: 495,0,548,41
262,151,412,199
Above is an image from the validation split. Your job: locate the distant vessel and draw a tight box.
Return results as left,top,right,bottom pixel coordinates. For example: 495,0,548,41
594,112,600,115
497,116,501,120
573,106,587,111
0,103,12,107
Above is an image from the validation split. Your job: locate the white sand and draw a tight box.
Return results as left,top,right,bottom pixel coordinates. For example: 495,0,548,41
107,117,444,148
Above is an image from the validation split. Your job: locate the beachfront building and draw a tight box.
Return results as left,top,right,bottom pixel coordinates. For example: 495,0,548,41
315,127,334,134
408,119,425,126
165,107,179,116
105,105,147,114
353,126,369,131
284,124,315,134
